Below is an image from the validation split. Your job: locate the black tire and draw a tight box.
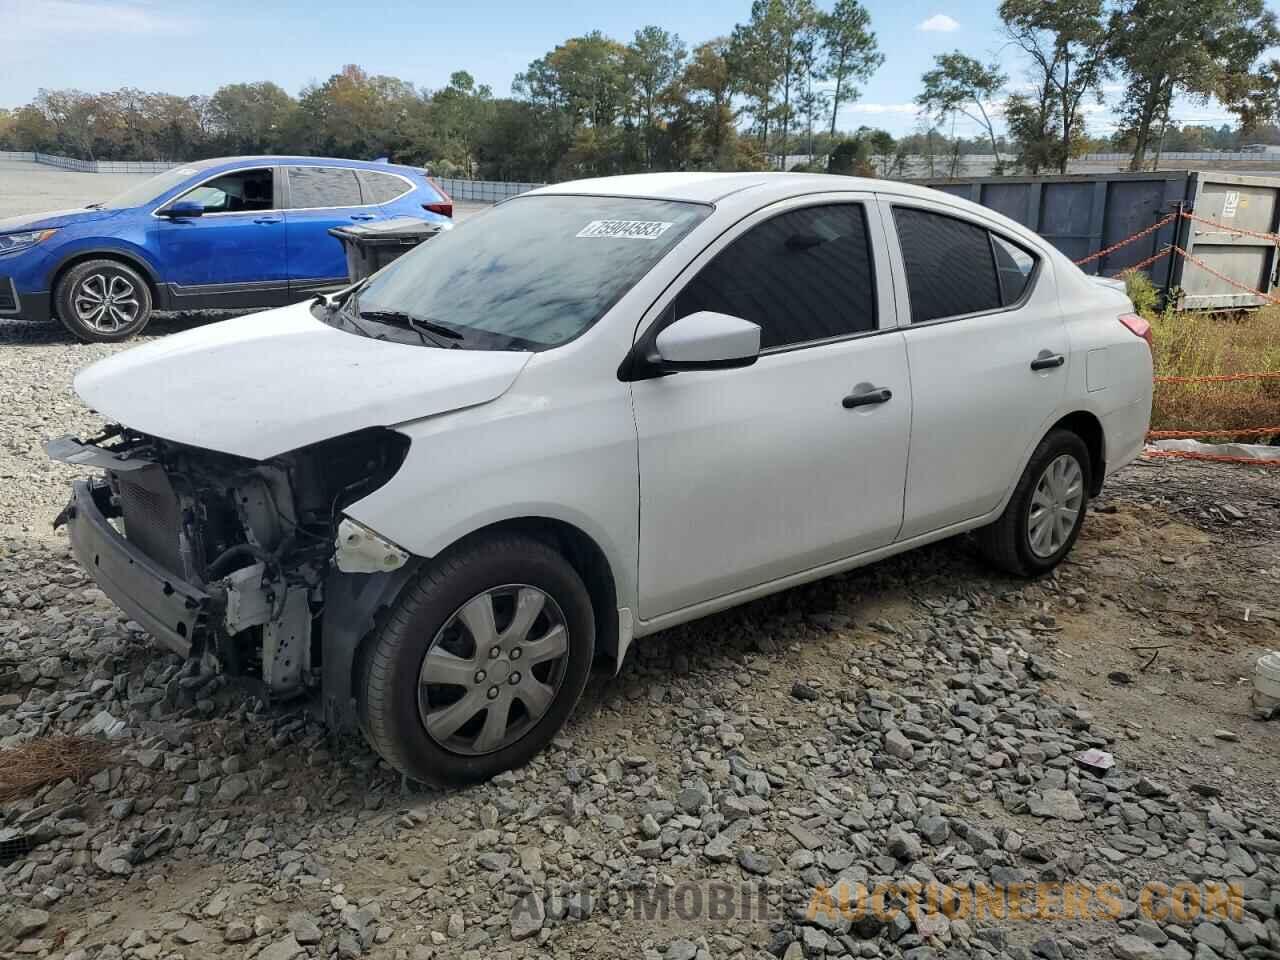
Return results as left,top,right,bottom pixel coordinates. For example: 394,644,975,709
358,534,594,786
55,259,153,342
976,429,1092,577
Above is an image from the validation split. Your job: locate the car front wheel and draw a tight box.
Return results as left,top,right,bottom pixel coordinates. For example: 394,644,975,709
977,428,1091,577
55,259,153,342
357,534,595,786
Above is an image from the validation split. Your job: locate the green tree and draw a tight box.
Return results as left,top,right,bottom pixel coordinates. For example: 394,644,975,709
681,38,737,165
1108,0,1280,169
1000,0,1110,173
208,81,297,154
915,53,1007,171
819,0,883,139
431,71,494,176
626,26,687,169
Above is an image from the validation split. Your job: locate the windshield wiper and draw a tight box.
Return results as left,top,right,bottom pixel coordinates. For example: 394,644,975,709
357,310,465,347
86,202,105,210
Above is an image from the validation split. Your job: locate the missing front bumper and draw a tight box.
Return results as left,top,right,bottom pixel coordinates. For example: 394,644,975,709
62,479,209,657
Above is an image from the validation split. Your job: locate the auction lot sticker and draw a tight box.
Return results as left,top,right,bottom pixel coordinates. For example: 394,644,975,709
577,219,674,239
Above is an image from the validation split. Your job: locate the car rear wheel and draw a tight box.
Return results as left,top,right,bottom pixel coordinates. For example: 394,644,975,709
357,534,594,786
976,429,1091,577
55,259,153,342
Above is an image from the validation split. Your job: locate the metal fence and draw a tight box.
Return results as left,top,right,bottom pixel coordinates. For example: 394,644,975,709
435,177,544,202
1078,151,1280,162
2,152,180,174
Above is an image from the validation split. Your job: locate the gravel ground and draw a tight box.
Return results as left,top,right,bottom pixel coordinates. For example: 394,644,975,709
1,167,1279,960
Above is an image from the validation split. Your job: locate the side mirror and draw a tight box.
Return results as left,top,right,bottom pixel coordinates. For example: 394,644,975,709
159,199,204,219
651,311,760,373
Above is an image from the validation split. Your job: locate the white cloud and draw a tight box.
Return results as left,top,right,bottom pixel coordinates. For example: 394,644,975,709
848,103,919,115
2,0,197,36
918,14,960,32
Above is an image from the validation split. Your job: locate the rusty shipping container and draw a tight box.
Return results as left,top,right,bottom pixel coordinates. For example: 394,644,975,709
917,170,1280,309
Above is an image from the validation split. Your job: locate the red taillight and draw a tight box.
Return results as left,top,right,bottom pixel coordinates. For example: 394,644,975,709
1118,312,1152,349
423,175,452,218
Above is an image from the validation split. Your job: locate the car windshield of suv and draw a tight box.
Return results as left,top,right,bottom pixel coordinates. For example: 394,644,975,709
97,166,208,210
326,195,709,350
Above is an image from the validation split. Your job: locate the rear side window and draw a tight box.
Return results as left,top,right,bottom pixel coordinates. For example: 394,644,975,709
672,203,877,350
893,207,1002,323
287,166,362,209
357,170,412,204
992,234,1037,304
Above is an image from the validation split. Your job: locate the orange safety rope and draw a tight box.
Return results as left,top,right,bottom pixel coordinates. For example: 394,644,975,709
1182,210,1280,244
1108,246,1171,278
1155,371,1280,384
1143,449,1280,467
1148,426,1280,439
1073,213,1176,266
1171,244,1280,306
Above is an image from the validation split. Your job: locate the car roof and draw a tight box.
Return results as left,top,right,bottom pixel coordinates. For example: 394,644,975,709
185,156,424,175
527,171,953,205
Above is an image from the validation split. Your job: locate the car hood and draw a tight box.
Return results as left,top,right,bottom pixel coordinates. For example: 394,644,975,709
74,301,533,460
0,208,123,232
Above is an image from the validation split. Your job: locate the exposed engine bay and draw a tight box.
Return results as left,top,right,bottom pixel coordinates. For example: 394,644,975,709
49,424,411,698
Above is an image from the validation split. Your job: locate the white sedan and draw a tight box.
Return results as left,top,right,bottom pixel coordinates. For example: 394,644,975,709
48,172,1153,785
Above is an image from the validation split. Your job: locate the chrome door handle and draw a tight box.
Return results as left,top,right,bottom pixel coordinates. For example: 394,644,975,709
1030,353,1065,371
842,387,892,409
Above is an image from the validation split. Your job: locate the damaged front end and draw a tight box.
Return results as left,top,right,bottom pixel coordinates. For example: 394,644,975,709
47,425,412,704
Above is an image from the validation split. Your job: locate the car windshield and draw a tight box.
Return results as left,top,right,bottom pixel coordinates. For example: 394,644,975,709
329,195,709,350
97,165,209,210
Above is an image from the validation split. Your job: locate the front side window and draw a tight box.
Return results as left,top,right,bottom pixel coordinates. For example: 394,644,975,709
327,195,708,350
176,168,274,214
672,203,877,350
357,170,412,204
894,207,1002,323
288,166,363,209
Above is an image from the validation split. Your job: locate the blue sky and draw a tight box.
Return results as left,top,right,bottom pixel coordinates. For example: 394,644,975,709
0,0,1267,138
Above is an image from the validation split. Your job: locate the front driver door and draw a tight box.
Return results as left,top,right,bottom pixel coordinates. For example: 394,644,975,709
631,196,912,621
153,166,289,307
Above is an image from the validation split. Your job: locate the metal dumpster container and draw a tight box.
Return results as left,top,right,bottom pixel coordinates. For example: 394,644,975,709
915,170,1280,308
328,217,447,283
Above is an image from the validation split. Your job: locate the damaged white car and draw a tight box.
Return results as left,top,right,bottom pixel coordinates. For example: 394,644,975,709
48,172,1153,785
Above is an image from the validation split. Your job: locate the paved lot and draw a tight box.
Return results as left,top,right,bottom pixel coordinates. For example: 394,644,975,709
0,160,152,218
0,160,1277,960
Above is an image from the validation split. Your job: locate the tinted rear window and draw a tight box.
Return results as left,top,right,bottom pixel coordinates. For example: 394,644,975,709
358,170,412,204
894,207,1001,323
288,166,362,208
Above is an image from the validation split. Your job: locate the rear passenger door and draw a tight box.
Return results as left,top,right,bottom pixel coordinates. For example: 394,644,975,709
632,196,912,619
882,198,1068,540
283,165,375,296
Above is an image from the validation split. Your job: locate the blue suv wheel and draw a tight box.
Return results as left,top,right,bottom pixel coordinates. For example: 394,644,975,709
56,259,154,342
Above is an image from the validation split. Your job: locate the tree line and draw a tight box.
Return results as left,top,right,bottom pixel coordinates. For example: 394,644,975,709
1,0,1277,180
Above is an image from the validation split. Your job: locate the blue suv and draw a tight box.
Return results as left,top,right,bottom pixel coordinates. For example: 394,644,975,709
0,156,452,341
